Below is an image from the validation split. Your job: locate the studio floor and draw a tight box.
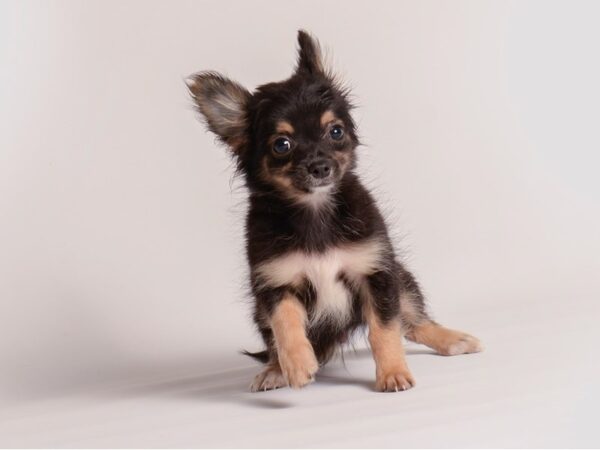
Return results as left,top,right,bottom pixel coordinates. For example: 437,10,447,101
1,295,597,448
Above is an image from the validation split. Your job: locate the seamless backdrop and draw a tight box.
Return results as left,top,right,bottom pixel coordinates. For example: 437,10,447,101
1,0,599,447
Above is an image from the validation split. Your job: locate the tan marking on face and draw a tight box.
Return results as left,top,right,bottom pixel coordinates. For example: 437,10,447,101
260,155,334,207
320,110,337,127
363,290,415,392
406,321,483,356
270,163,294,190
260,157,295,190
270,294,319,389
333,150,351,174
275,121,295,135
271,174,293,189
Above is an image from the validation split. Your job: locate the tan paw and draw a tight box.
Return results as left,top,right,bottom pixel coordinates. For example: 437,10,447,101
376,366,415,392
250,365,287,392
278,342,319,389
437,330,483,356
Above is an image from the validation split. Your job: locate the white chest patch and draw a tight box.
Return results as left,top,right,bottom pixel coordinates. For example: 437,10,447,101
255,239,385,326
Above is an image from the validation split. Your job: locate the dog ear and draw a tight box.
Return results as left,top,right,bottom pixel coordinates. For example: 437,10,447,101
186,72,250,151
295,30,325,76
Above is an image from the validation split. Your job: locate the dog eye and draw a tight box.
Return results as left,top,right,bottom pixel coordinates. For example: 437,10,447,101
272,137,292,155
329,125,344,141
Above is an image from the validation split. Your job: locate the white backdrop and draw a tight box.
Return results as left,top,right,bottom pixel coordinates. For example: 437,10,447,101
1,0,599,447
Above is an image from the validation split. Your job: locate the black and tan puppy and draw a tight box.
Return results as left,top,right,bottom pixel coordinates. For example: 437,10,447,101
186,31,482,392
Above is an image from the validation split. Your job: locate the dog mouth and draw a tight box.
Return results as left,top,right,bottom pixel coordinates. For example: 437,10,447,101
293,173,336,193
308,174,334,188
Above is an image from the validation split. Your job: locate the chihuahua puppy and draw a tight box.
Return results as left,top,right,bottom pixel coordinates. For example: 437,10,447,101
186,31,482,392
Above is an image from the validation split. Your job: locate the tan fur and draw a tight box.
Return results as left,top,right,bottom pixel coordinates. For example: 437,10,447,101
260,157,294,190
399,291,426,330
260,155,317,204
406,321,483,356
270,295,319,389
364,297,415,392
259,116,350,206
333,150,351,173
259,160,335,208
275,121,295,135
256,239,385,326
271,174,293,190
320,110,336,126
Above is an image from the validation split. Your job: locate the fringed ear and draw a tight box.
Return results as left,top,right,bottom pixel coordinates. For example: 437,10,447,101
295,30,325,76
185,71,250,152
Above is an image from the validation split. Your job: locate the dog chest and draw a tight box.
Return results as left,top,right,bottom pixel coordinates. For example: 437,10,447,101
255,239,384,324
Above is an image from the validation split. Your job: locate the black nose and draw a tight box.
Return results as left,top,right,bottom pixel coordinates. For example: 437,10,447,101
308,160,333,179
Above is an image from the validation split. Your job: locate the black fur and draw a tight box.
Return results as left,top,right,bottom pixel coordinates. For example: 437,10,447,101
187,30,429,369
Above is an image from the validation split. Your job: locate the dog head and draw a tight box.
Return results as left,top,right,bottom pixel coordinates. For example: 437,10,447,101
187,30,358,206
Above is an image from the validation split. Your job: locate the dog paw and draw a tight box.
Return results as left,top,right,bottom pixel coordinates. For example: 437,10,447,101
438,330,483,356
278,342,319,389
250,365,287,392
376,366,415,392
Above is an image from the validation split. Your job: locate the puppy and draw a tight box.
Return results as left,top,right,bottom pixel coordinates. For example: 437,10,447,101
186,30,482,392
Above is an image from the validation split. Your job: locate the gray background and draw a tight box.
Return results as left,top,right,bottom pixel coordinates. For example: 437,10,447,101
1,0,599,447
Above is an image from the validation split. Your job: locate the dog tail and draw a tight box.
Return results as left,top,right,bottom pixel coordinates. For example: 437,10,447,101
241,349,270,364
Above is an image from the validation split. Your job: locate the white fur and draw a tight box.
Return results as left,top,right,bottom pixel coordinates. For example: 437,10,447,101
255,239,385,326
295,185,334,209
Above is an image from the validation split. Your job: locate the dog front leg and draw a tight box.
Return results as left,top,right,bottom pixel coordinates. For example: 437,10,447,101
270,293,318,389
364,271,415,392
